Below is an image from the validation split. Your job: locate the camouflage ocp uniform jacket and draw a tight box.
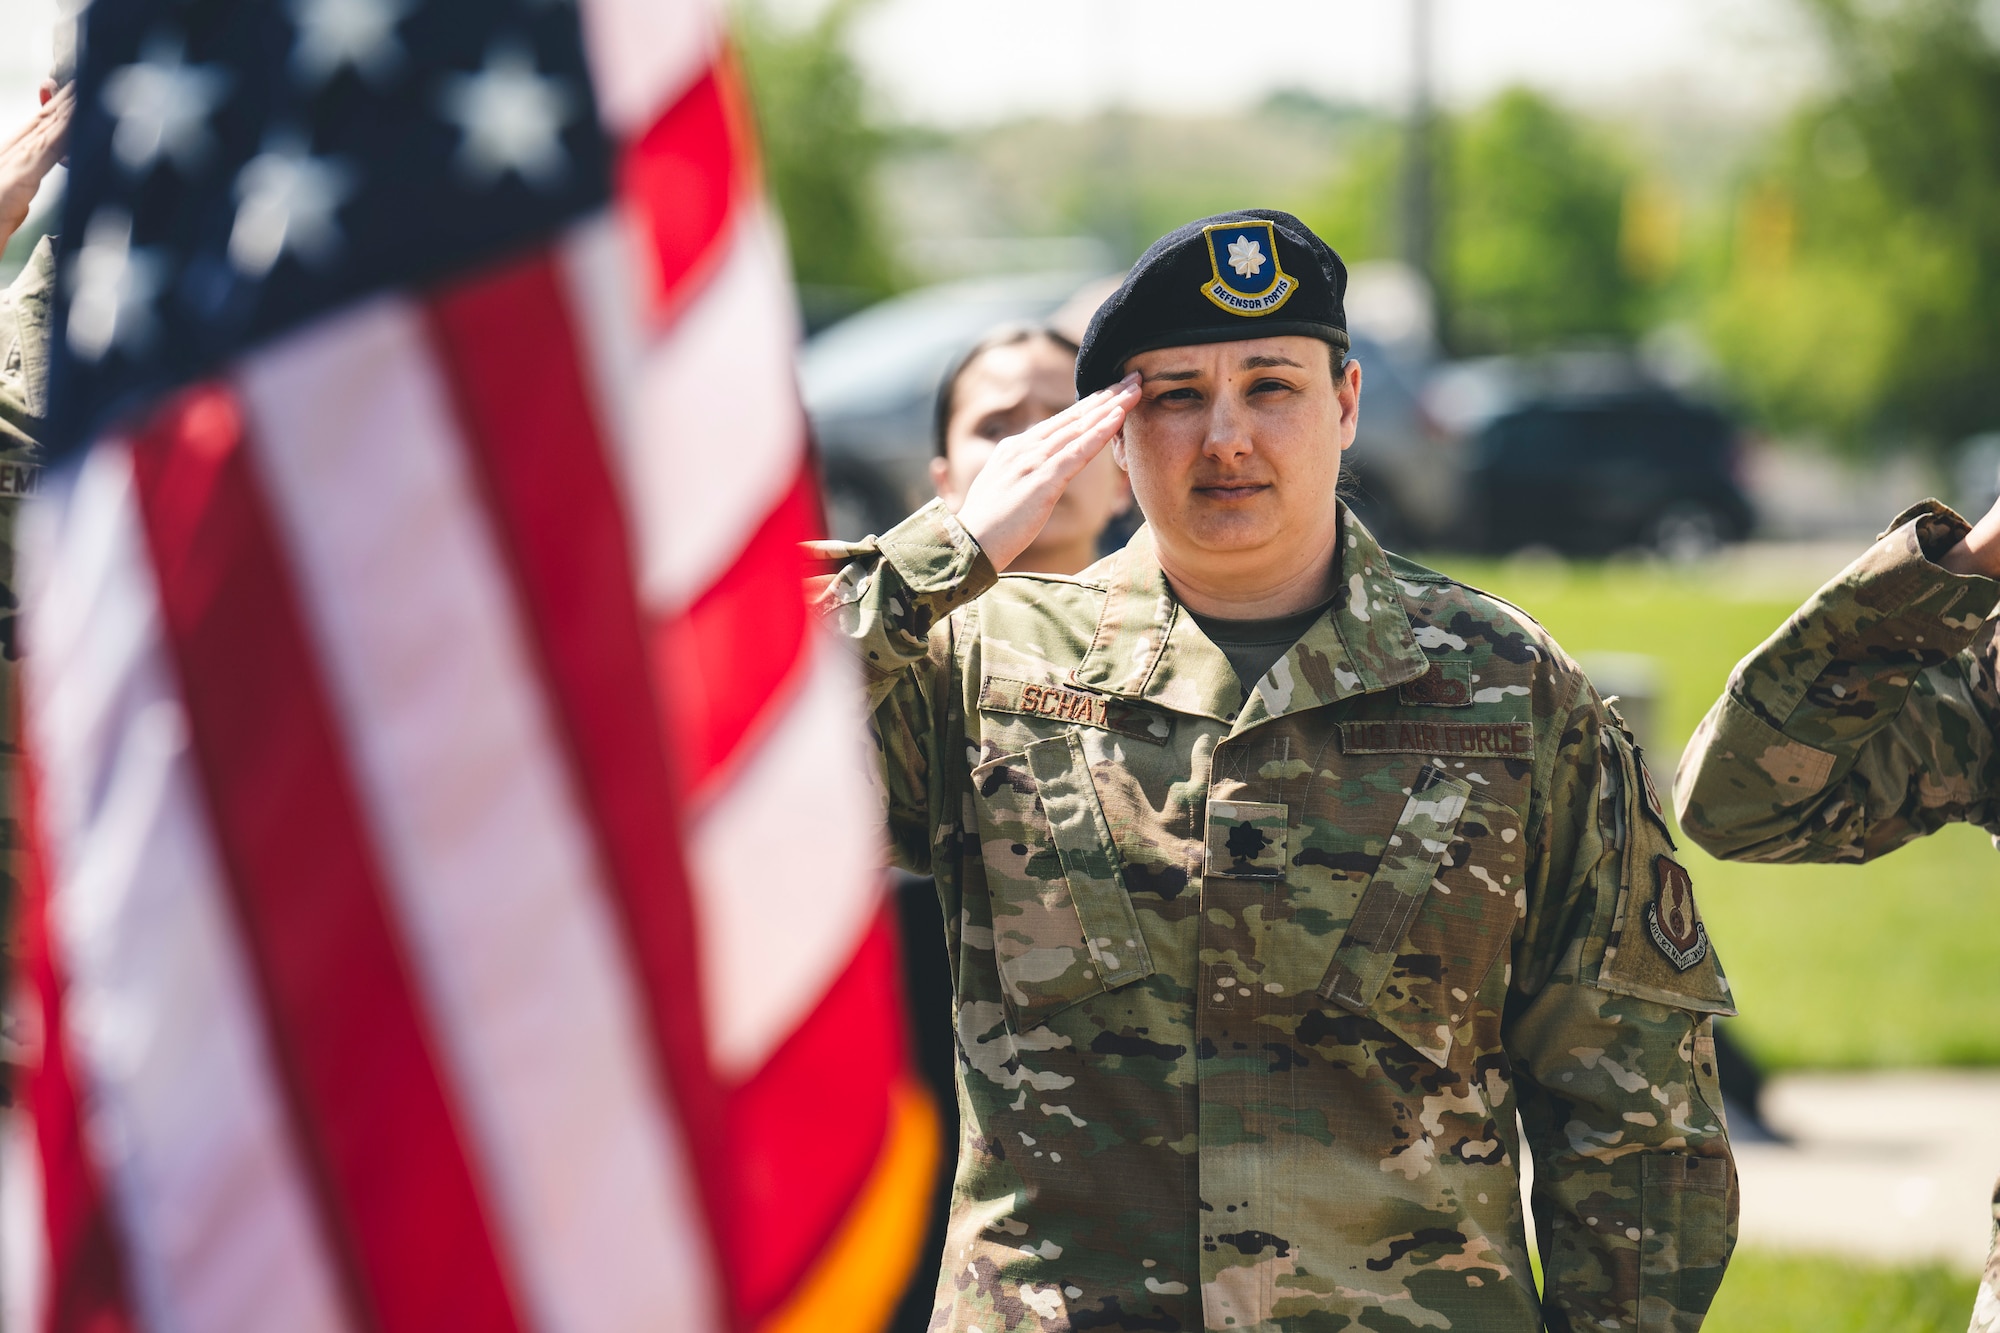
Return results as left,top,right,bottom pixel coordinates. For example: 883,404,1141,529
1675,500,2000,1333
817,499,1739,1333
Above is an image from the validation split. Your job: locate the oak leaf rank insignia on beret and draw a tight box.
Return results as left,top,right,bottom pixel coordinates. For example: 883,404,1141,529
1199,219,1298,317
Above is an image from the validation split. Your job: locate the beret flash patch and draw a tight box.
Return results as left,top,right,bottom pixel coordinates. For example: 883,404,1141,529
1200,220,1298,317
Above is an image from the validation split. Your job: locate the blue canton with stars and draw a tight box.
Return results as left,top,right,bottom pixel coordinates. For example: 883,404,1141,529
47,0,614,457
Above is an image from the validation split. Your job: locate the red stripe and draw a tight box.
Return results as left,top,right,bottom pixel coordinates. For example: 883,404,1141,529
726,908,905,1320
126,385,525,1333
651,465,817,793
423,256,742,1318
19,755,138,1333
620,55,756,319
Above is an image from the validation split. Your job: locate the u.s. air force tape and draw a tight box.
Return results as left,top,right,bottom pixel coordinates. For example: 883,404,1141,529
1338,720,1533,758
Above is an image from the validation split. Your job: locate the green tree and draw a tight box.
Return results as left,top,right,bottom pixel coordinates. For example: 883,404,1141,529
1703,0,2000,449
1300,89,1646,355
1441,89,1641,354
733,0,895,321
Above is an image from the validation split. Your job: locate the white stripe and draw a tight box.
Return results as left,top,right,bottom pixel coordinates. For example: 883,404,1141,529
560,205,805,614
574,0,721,136
236,299,723,1333
18,447,354,1333
686,629,884,1076
1,1108,48,1333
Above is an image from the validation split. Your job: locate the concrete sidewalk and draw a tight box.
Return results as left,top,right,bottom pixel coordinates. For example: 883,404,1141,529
1734,1071,2000,1271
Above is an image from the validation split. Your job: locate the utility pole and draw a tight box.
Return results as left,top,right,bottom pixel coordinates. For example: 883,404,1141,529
1401,0,1439,345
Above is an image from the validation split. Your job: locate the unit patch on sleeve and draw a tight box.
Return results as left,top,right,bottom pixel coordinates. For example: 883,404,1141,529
1646,856,1709,972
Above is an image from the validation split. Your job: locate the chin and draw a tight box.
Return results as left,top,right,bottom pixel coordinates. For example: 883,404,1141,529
1180,514,1281,553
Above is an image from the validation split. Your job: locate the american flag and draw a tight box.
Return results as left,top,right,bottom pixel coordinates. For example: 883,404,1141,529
2,0,934,1330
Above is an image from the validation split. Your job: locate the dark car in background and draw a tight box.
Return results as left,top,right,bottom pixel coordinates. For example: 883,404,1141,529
1464,392,1754,558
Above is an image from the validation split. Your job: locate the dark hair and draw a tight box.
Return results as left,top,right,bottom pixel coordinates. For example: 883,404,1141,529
932,324,1081,458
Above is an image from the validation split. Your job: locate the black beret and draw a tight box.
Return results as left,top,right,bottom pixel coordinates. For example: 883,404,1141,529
1075,209,1349,395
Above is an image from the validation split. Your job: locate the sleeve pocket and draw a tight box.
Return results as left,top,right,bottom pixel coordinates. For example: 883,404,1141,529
1639,1152,1735,1332
971,732,1155,1033
1596,729,1738,1016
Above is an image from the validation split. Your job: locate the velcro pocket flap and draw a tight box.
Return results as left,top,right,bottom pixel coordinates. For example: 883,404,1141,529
1320,766,1472,1018
1024,733,1156,992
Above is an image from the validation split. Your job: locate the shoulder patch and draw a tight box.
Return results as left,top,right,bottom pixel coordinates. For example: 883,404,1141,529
1398,660,1472,708
1339,720,1532,758
1634,750,1677,847
1646,856,1708,971
979,676,1173,745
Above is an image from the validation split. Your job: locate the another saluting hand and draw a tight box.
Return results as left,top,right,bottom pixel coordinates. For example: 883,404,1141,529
955,372,1140,572
0,82,74,253
1941,491,2000,580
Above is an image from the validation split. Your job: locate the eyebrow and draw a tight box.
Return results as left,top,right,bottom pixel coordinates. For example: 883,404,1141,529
1142,369,1202,382
1241,353,1305,370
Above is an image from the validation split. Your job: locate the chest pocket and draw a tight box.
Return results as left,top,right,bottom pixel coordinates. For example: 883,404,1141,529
1320,766,1524,1068
970,731,1157,1033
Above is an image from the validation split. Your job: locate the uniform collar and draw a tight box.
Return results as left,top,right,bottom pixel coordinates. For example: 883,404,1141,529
1071,505,1428,731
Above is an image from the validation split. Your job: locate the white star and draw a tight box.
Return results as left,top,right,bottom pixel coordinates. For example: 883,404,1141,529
1227,235,1267,279
438,44,573,190
229,134,355,277
66,209,166,361
101,36,232,175
288,0,413,87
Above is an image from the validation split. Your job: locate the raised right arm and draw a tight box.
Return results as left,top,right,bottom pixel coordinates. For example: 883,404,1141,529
1675,501,2000,863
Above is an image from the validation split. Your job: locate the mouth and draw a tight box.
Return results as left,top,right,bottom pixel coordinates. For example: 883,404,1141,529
1192,481,1271,502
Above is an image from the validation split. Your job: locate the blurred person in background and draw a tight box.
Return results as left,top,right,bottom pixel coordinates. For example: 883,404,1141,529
0,27,74,1013
891,317,1129,1333
822,208,1737,1333
1678,493,2000,1333
928,323,1130,576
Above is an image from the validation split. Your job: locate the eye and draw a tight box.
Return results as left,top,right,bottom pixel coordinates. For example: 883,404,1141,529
1249,376,1295,396
1152,386,1201,404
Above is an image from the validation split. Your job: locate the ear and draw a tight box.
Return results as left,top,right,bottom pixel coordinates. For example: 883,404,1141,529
1337,359,1363,452
928,455,956,504
1110,429,1129,471
1110,468,1133,515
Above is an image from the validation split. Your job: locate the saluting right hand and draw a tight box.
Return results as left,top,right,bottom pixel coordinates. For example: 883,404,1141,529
956,373,1140,572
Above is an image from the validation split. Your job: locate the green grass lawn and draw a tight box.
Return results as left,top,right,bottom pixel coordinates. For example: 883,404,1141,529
1422,551,2000,1071
1704,1250,1980,1333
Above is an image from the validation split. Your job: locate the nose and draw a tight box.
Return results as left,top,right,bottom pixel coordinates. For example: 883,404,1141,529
1201,391,1253,464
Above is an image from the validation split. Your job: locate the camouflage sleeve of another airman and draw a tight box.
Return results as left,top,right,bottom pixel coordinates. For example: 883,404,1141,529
807,499,997,873
1675,500,2000,863
1510,672,1739,1333
0,238,55,994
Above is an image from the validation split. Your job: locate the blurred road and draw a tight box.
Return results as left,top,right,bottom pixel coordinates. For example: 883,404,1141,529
1737,1072,2000,1271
